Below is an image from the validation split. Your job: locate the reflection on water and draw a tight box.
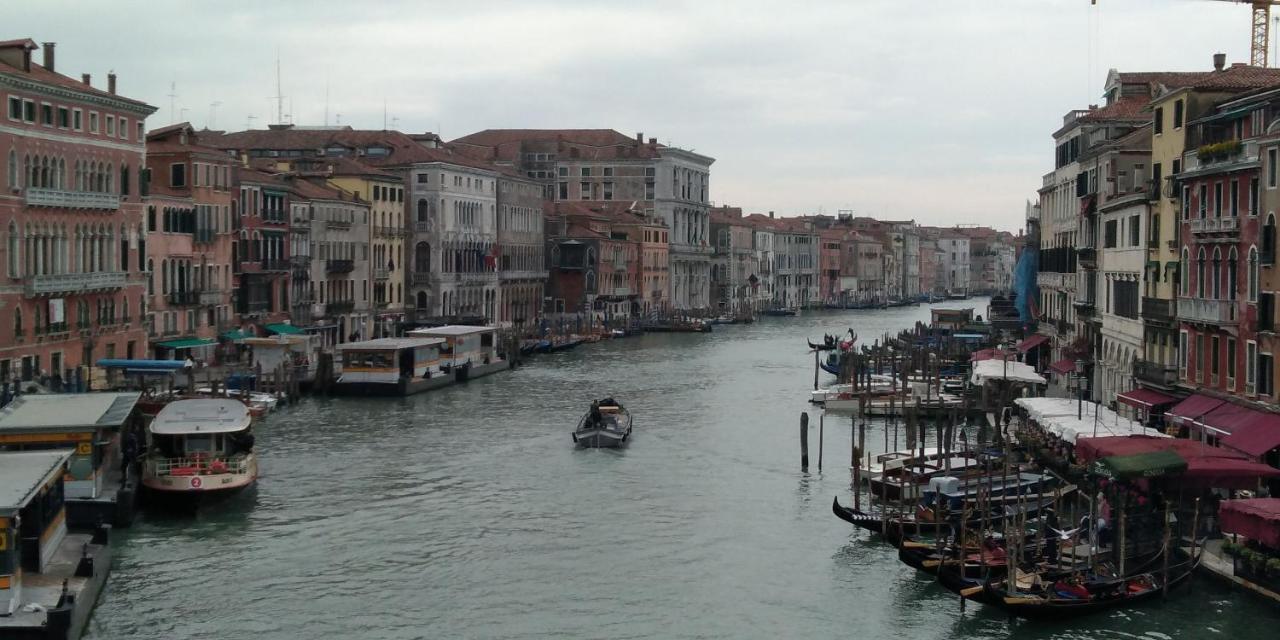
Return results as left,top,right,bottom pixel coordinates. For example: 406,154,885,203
86,300,1280,639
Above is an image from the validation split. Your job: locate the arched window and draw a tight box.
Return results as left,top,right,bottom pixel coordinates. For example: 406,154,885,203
585,270,597,292
1197,247,1207,298
1265,213,1277,264
147,259,154,295
161,259,168,294
1250,246,1260,301
1212,247,1222,299
7,221,18,278
6,149,15,189
76,300,88,329
12,307,21,338
120,165,130,197
1228,247,1239,301
417,199,429,222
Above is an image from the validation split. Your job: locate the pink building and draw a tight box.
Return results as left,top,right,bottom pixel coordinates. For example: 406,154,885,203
0,40,156,383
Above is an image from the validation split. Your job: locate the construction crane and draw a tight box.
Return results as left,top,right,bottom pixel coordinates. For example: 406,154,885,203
1213,1,1280,67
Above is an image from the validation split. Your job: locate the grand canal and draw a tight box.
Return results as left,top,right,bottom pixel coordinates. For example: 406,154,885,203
86,299,1280,639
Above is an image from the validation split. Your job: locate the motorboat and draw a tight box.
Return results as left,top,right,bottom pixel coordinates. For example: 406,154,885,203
573,398,633,448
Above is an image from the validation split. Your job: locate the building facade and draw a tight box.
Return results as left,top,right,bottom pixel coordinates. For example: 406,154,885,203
1,40,156,383
495,175,546,329
234,169,290,325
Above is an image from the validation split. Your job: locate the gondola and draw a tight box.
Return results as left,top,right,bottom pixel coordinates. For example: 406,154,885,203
831,493,1065,537
973,549,1201,619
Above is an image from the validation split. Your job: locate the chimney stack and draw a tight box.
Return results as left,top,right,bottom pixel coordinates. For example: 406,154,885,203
648,137,657,145
41,42,54,72
81,73,90,86
636,132,643,143
107,72,116,95
768,211,774,218
1214,52,1226,71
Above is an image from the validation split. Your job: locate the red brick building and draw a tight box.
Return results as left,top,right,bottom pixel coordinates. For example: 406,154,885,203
143,123,236,359
544,202,639,318
234,168,291,324
1,40,156,383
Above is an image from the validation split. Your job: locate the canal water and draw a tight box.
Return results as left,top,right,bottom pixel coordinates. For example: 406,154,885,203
86,299,1280,639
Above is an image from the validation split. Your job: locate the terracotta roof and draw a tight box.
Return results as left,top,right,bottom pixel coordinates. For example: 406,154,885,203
290,177,361,202
289,156,401,181
0,45,154,112
238,167,290,188
450,129,665,163
563,223,608,240
550,200,646,224
453,129,638,147
1190,65,1280,90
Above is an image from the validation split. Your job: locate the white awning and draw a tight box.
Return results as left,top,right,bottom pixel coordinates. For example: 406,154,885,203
969,359,1046,386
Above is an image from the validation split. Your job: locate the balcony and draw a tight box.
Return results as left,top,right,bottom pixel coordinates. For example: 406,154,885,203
199,289,222,305
290,255,310,268
261,259,289,272
1141,296,1177,326
1189,216,1240,235
1134,359,1178,388
24,271,127,296
24,187,120,210
447,271,493,283
325,301,355,315
411,272,433,285
167,291,198,306
193,230,216,244
326,259,355,274
326,218,352,230
1078,248,1097,269
237,261,262,274
245,300,272,314
374,226,405,238
1177,297,1238,325
1073,298,1096,317
1182,139,1260,177
414,222,433,233
373,268,389,280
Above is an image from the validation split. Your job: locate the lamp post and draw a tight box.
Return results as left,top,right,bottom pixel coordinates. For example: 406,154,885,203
1074,359,1087,420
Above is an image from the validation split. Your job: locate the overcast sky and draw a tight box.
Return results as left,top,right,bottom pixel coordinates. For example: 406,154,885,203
8,0,1260,230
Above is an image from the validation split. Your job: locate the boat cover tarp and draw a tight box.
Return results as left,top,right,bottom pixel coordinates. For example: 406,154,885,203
1047,358,1076,375
1092,450,1187,480
1222,411,1280,458
1218,498,1280,548
1116,388,1178,410
1165,394,1225,426
1016,335,1048,352
969,359,1045,386
265,323,304,335
1075,435,1280,489
95,359,189,371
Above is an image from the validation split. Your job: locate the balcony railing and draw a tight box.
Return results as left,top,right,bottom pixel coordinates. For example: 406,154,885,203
1177,297,1238,325
290,255,310,267
414,222,433,233
373,268,389,280
1182,139,1259,175
411,272,433,285
1189,217,1241,235
237,261,261,274
245,300,272,313
1134,359,1178,387
261,259,289,272
199,289,222,306
1141,296,1177,323
326,259,355,274
147,455,249,477
326,218,353,229
193,230,216,244
24,187,120,210
25,271,127,296
1073,298,1096,316
167,291,198,306
1078,248,1097,268
325,301,355,315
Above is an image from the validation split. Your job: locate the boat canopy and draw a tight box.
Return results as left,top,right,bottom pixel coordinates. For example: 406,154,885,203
96,359,190,371
151,399,252,435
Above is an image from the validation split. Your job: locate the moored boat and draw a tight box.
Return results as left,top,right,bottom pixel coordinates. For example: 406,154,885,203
573,398,632,448
142,398,258,506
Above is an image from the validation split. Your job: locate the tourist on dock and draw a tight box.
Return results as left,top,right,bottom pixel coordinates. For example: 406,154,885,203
122,428,139,477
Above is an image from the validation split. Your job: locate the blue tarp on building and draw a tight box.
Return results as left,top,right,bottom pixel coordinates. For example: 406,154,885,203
1013,247,1039,324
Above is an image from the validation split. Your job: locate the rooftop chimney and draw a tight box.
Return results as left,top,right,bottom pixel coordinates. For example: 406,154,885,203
41,42,54,72
107,71,116,95
1214,52,1226,71
768,211,774,218
81,73,90,86
636,132,643,143
648,137,657,146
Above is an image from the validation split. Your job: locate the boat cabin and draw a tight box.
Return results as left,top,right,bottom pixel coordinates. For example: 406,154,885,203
95,359,194,392
930,308,974,332
408,325,499,368
1,450,72,608
0,392,141,500
241,334,318,382
335,337,449,395
145,399,253,490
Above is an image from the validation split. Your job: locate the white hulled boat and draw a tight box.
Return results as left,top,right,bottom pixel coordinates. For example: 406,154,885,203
142,398,258,505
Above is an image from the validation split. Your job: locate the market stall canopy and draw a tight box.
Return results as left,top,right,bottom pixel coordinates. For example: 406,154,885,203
1076,435,1280,489
1222,411,1280,459
1044,415,1164,443
265,323,304,336
1015,397,1112,423
1016,335,1048,352
970,348,998,362
1047,359,1075,375
969,359,1046,386
1092,450,1187,480
1165,394,1225,426
1116,388,1178,411
1193,402,1258,436
1219,498,1280,548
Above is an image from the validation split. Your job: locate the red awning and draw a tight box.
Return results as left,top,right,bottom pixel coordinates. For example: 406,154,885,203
1164,394,1225,426
1116,388,1178,410
1193,402,1260,436
1048,359,1075,375
1219,498,1280,548
1017,335,1048,353
1222,411,1280,458
970,349,997,362
1075,435,1280,490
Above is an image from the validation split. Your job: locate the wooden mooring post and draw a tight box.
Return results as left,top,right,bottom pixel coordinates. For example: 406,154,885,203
800,412,810,470
818,412,824,472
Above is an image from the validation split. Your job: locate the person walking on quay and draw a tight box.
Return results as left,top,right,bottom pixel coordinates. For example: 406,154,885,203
121,428,140,480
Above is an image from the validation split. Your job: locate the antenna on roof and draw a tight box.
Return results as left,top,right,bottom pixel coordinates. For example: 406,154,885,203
391,116,399,130
335,113,342,125
272,48,286,125
247,114,257,130
382,98,387,130
167,81,178,124
208,101,222,129
179,107,189,122
324,71,330,127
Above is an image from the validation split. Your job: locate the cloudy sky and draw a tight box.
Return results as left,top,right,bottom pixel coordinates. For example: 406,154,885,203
8,0,1259,230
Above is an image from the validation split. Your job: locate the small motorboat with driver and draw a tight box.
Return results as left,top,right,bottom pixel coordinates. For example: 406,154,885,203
573,398,633,448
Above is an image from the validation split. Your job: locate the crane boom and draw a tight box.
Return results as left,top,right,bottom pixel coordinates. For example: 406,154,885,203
1251,1,1273,67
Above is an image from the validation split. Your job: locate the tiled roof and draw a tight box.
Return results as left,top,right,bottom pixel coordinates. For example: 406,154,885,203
450,129,665,163
289,156,402,181
1191,65,1280,90
550,200,646,224
290,177,359,202
452,129,638,147
0,45,154,111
